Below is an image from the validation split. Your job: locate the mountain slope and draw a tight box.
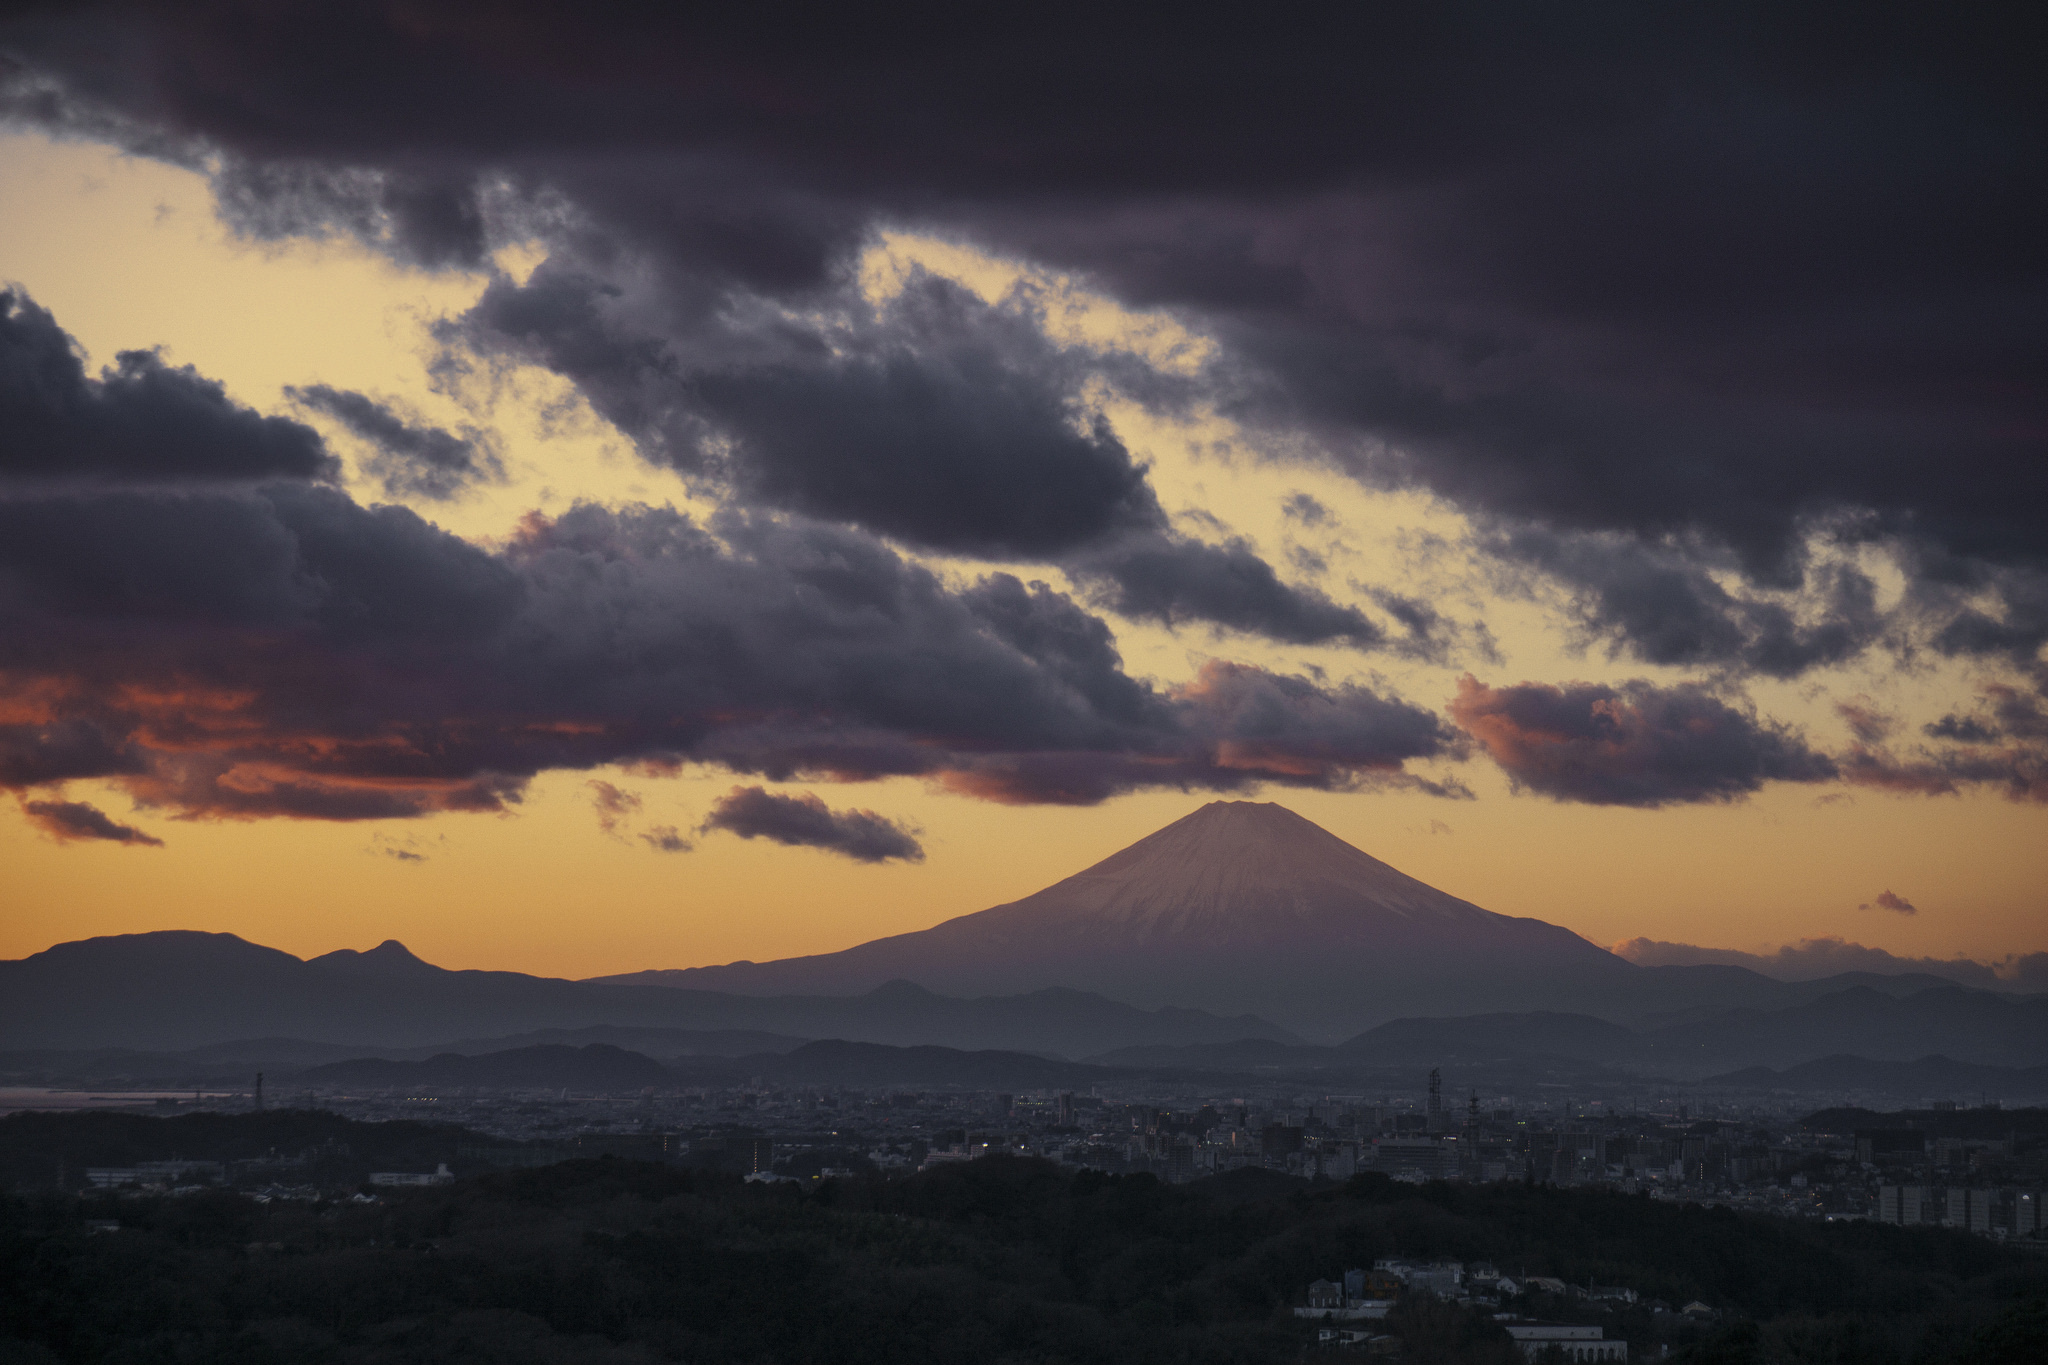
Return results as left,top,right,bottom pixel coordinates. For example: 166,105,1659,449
621,801,1632,1032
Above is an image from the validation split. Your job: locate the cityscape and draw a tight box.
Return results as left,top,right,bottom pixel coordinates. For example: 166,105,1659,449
41,1064,2048,1238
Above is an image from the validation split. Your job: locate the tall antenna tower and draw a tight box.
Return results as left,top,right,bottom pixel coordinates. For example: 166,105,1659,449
254,1071,264,1112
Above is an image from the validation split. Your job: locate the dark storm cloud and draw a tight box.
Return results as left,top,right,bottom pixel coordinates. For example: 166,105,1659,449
1496,527,1884,678
15,4,2032,677
1449,675,1835,807
6,3,2044,823
213,161,490,271
20,798,162,846
936,659,1471,806
684,274,1166,558
0,720,145,787
702,786,923,863
1069,532,1384,650
5,6,2040,615
0,481,523,636
0,323,1464,826
287,384,500,500
451,265,1168,558
0,288,335,485
457,265,1372,648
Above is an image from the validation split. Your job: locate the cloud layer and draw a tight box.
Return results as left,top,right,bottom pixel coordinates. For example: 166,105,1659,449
1613,936,2048,992
7,5,2041,681
0,292,1465,824
1,5,2044,843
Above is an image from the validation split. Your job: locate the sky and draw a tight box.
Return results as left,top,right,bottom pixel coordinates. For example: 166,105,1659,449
1,5,2043,985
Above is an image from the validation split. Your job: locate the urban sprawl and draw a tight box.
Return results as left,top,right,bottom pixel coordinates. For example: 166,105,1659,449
68,1066,2048,1246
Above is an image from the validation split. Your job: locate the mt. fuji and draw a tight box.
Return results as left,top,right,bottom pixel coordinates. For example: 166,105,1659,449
601,801,1633,1034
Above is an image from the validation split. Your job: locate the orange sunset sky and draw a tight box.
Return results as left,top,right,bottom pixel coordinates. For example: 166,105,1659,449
2,118,2043,982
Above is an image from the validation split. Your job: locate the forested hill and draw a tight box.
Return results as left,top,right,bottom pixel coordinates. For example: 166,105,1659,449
2,1155,2043,1363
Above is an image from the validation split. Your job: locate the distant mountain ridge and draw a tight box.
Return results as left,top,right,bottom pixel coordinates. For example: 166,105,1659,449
1098,993,2048,1079
7,804,2043,1067
0,930,1296,1057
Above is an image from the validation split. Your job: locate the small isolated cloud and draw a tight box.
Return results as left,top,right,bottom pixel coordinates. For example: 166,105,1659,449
1861,889,1918,915
1427,819,1453,836
21,798,162,846
587,780,642,836
1281,492,1332,527
640,825,692,854
702,786,924,863
1449,675,1835,807
369,831,433,863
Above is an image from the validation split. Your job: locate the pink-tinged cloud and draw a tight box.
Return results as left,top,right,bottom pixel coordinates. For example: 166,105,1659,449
586,779,642,835
1838,680,2048,803
1448,675,1834,807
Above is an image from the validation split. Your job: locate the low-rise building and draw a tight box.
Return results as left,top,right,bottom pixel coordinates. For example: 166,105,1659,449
368,1163,453,1187
1503,1323,1627,1361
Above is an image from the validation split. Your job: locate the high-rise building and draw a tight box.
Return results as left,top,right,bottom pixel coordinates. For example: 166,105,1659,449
1890,1185,1930,1224
1167,1136,1199,1184
1056,1092,1075,1126
1946,1187,1993,1233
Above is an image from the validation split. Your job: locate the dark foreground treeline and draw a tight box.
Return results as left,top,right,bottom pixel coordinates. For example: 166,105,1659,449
1,1157,2043,1365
